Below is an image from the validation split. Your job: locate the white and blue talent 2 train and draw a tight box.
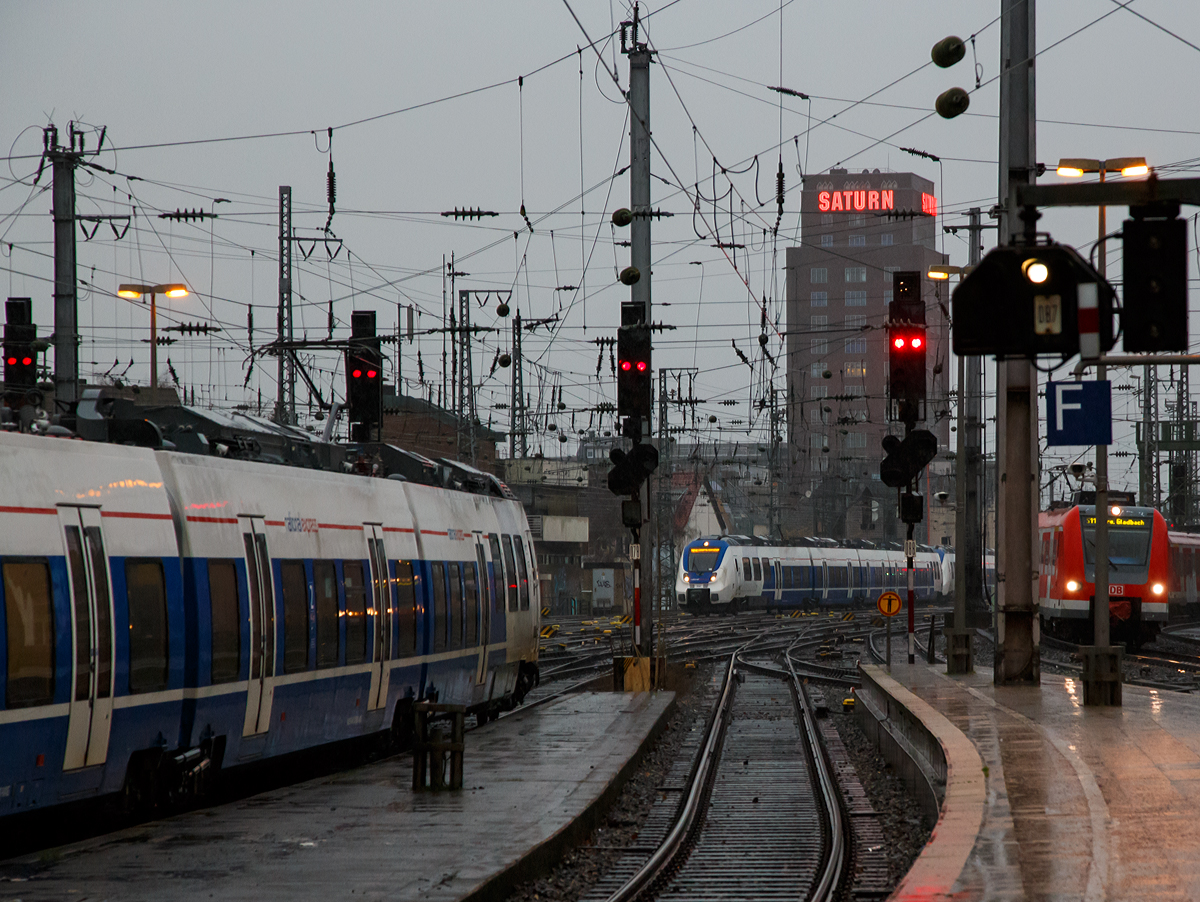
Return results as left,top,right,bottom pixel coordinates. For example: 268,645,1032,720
0,431,539,818
676,535,957,614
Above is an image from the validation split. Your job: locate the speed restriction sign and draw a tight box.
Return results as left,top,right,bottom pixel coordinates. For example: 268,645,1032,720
877,591,902,617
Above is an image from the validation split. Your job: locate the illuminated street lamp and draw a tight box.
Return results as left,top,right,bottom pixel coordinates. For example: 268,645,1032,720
117,283,188,389
926,264,973,282
1055,157,1149,277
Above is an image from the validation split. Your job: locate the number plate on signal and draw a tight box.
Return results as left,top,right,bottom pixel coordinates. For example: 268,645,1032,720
1034,294,1062,335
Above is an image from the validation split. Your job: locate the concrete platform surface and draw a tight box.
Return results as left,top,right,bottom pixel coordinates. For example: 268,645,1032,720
0,691,674,902
870,661,1200,902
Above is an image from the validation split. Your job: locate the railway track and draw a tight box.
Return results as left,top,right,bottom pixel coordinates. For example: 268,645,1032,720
585,637,848,902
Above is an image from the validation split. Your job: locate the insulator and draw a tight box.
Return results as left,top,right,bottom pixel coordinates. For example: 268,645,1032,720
776,166,785,207
327,161,336,207
498,353,511,368
931,36,966,68
497,302,510,317
935,87,970,119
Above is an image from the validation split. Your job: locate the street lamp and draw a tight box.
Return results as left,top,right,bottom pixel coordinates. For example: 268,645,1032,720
1055,157,1149,277
926,264,973,282
117,283,188,389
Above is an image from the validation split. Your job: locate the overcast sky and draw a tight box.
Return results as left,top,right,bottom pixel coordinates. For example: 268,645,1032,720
3,1,1199,493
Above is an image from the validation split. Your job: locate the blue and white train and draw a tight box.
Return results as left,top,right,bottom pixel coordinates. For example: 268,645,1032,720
0,431,539,817
676,535,954,614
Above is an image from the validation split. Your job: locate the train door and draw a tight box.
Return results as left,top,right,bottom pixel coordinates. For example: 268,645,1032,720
365,525,390,711
59,506,115,770
241,516,275,736
773,561,783,603
474,536,492,686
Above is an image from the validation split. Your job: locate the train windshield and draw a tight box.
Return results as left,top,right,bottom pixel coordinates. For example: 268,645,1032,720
1082,518,1152,568
686,547,720,572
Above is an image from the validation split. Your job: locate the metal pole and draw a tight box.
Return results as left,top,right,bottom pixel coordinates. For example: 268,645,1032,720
907,524,916,665
277,186,292,425
948,209,984,673
149,292,158,390
50,131,79,416
994,0,1040,685
630,42,653,657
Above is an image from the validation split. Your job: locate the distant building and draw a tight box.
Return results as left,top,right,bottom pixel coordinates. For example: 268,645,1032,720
785,168,949,540
380,387,502,471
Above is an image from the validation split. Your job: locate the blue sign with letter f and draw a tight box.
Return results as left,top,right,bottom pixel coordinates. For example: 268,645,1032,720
1045,380,1112,446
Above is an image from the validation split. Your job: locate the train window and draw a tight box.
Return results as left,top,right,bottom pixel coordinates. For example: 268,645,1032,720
281,561,309,673
502,537,519,612
3,559,55,708
394,561,418,655
84,527,112,699
515,537,531,610
343,561,368,665
742,557,751,580
752,558,762,581
449,563,464,650
431,562,448,652
489,534,505,615
314,560,338,668
208,560,241,684
64,527,91,701
464,562,478,646
126,559,169,694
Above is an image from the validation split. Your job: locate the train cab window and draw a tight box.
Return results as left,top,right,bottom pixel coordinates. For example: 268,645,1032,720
281,561,309,674
515,538,531,611
488,534,505,616
126,559,169,694
3,559,55,708
464,562,479,646
343,561,368,665
502,537,519,612
742,557,752,580
431,562,448,652
449,563,464,650
752,558,762,581
313,560,338,668
394,561,418,655
208,560,241,683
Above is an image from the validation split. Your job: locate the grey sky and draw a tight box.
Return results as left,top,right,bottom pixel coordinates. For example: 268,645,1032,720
3,1,1199,493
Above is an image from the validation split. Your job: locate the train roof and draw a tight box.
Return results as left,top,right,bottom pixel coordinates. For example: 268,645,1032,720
685,534,941,553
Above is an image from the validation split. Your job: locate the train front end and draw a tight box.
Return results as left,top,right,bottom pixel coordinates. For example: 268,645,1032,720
676,537,733,613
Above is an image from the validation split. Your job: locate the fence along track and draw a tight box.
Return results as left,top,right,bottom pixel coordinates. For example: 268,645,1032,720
599,642,846,902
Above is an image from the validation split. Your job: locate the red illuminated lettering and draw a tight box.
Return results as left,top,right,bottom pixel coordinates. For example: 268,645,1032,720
830,192,844,211
921,192,938,216
854,190,866,211
867,190,880,210
818,191,831,211
881,190,894,209
842,191,853,210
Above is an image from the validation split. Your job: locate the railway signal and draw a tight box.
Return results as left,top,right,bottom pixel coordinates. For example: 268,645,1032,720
880,429,938,488
888,272,926,426
952,243,1115,358
617,323,652,420
346,310,382,442
1122,203,1188,351
4,298,36,392
607,442,659,498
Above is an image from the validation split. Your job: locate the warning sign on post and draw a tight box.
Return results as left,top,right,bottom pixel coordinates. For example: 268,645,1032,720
877,591,902,617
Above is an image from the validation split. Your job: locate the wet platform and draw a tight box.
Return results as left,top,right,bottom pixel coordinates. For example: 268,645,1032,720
0,691,674,902
860,660,1200,901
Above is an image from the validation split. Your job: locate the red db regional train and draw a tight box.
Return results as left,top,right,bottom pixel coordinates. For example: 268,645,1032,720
0,428,540,820
1038,503,1169,645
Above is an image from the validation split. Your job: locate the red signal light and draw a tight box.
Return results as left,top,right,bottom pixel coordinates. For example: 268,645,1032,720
366,369,377,379
893,337,905,349
620,360,632,371
21,357,31,365
910,336,923,349
352,368,362,378
636,360,647,372
5,357,14,365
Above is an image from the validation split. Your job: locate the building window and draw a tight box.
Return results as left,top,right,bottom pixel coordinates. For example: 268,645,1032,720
810,315,827,329
884,290,893,304
845,315,867,329
881,233,894,246
850,214,866,228
821,234,834,247
821,214,834,225
810,361,827,377
845,267,867,283
586,448,595,459
811,267,828,284
810,386,828,399
849,234,866,247
845,384,866,397
810,291,828,307
811,457,829,472
844,337,867,354
845,360,867,378
884,265,900,282
810,433,828,449
811,338,828,355
846,432,867,449
845,291,867,307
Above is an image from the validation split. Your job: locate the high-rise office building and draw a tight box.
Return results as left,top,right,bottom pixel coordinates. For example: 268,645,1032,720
784,168,949,540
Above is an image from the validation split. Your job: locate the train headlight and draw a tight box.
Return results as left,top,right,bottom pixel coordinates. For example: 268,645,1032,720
1153,582,1165,595
1066,580,1080,592
683,574,690,583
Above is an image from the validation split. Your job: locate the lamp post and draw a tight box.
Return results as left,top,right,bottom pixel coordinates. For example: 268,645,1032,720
1055,156,1148,703
117,283,188,389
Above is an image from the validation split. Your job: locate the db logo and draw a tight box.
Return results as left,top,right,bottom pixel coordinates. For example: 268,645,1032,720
1110,584,1125,596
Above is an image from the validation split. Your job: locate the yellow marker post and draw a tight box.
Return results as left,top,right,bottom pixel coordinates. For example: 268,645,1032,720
877,591,903,668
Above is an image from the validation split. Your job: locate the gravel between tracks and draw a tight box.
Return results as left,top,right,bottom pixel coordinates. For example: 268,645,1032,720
501,667,930,902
